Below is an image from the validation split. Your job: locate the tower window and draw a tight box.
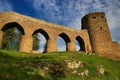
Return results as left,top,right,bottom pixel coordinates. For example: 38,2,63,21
101,16,104,18
93,16,96,19
99,27,102,30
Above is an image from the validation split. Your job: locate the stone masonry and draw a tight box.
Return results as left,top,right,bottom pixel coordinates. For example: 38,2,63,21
0,12,120,60
82,12,120,59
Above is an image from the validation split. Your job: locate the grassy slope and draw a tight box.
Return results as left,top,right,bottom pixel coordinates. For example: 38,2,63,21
0,49,120,80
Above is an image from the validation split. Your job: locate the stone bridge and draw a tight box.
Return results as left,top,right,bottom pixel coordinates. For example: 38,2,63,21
0,12,92,53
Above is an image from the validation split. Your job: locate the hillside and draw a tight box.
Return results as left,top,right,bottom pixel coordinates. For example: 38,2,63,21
0,49,120,80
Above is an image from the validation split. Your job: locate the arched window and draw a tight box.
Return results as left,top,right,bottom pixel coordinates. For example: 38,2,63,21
32,29,49,53
75,40,80,51
57,33,70,51
1,22,24,51
75,36,85,52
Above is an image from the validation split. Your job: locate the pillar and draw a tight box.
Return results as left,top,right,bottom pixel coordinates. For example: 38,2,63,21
19,35,33,53
85,44,92,54
67,41,76,51
0,31,3,48
46,39,57,52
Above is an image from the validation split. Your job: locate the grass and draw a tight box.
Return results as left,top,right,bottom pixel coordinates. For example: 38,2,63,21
0,49,120,80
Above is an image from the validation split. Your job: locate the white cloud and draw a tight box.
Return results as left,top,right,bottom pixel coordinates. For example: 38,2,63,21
101,0,120,42
57,36,66,51
0,1,13,12
69,18,81,29
38,33,46,52
69,0,120,42
83,0,93,4
106,9,120,42
28,0,120,42
57,46,66,52
33,0,59,12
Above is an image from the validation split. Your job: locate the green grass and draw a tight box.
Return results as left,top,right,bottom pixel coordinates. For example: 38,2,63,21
0,49,120,80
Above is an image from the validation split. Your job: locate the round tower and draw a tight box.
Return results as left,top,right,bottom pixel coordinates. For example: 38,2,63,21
81,12,112,53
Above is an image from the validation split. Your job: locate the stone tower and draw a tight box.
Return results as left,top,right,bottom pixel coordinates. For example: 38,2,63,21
81,12,112,53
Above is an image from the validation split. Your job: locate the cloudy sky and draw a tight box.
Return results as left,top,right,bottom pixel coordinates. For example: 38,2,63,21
0,0,120,51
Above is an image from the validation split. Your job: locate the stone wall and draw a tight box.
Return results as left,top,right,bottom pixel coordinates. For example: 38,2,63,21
0,12,91,53
0,11,119,60
82,12,120,60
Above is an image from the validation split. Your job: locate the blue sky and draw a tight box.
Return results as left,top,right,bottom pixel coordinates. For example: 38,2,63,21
0,0,120,51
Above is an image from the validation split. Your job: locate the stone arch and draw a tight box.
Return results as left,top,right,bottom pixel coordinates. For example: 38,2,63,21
32,29,49,53
58,33,70,43
1,22,25,51
1,22,25,35
32,29,49,39
76,36,85,51
57,33,71,51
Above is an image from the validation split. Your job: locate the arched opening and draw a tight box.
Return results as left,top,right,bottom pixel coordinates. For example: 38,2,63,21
57,33,70,52
57,36,66,51
75,40,80,51
75,36,85,52
1,22,24,51
32,29,49,53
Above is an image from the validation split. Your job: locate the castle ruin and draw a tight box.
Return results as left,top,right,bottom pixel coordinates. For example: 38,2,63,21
0,12,120,59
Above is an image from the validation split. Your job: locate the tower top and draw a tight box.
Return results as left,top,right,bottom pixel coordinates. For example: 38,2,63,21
81,12,106,30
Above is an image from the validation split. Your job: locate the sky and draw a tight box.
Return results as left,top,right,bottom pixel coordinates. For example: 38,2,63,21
0,0,120,52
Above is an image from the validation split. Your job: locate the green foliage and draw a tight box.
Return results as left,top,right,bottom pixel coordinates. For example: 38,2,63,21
0,50,120,80
1,27,22,51
2,26,41,51
32,33,40,51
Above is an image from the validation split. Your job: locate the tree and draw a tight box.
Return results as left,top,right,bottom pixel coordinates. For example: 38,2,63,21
2,27,22,51
32,33,40,50
2,26,41,51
